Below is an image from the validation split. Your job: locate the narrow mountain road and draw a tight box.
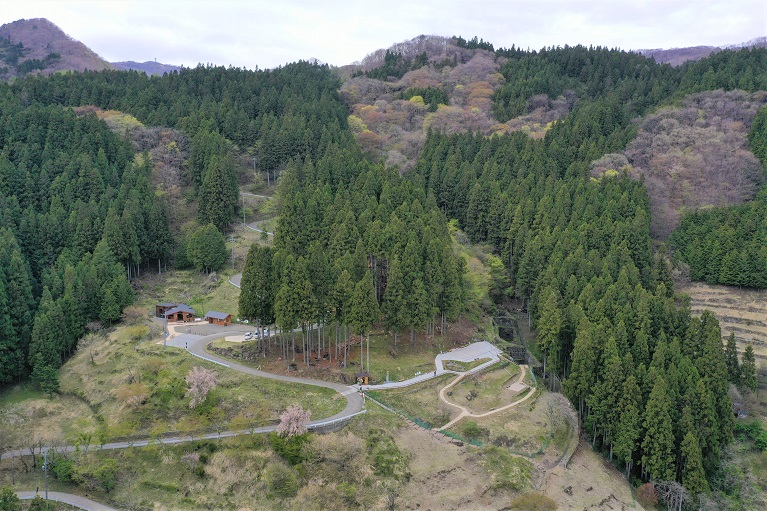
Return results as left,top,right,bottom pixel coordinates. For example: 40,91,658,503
0,332,365,461
245,219,273,235
16,491,120,511
168,331,366,424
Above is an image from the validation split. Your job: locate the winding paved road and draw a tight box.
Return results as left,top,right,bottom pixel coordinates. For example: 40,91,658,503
167,330,365,425
245,219,273,236
15,491,119,511
0,331,365,461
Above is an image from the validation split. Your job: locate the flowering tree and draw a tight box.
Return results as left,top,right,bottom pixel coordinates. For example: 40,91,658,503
185,366,218,408
277,405,311,437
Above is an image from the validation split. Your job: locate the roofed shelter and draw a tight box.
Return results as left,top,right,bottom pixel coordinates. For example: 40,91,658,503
155,302,178,318
205,311,232,326
165,304,196,322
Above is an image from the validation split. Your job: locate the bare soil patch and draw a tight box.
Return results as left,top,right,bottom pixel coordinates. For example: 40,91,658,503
394,424,531,511
541,439,646,511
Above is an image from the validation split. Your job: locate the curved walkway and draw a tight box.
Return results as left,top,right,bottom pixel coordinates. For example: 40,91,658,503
436,364,534,430
16,491,119,511
167,330,365,425
245,219,273,236
362,341,502,390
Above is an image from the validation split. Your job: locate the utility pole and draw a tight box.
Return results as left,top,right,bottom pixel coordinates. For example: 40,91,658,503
230,235,236,270
164,313,168,350
242,193,246,225
43,448,49,502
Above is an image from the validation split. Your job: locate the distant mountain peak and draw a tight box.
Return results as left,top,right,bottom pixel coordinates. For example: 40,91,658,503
0,17,112,78
637,36,766,66
112,60,182,76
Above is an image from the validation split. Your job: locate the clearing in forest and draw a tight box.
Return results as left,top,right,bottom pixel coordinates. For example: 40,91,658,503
678,281,767,360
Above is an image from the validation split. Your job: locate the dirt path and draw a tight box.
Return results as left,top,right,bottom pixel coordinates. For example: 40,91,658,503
436,365,534,430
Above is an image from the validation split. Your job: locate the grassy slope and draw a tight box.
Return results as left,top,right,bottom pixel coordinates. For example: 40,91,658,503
0,311,344,451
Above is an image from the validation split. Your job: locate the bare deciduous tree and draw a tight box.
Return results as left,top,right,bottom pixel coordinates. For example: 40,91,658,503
654,480,692,511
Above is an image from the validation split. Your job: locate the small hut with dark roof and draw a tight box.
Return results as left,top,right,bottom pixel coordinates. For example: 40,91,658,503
205,311,232,326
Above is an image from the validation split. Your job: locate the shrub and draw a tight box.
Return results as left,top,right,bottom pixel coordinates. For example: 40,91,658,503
125,325,150,341
366,431,411,481
509,492,557,510
462,421,482,440
73,457,119,492
756,430,767,451
269,432,310,465
27,495,48,511
52,457,75,482
637,482,658,507
263,462,300,498
0,486,21,511
480,446,532,491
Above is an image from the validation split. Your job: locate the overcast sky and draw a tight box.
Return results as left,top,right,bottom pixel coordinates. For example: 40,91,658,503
3,0,766,69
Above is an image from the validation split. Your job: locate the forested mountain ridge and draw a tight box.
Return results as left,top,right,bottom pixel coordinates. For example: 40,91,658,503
638,36,767,66
111,61,182,76
0,18,112,78
0,60,462,397
402,41,767,503
0,28,766,506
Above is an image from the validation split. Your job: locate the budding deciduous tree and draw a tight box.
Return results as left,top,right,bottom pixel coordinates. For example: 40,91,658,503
185,366,218,408
277,405,311,437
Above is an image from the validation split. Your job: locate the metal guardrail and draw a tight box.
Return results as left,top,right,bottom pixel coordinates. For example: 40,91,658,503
307,409,367,430
189,351,231,368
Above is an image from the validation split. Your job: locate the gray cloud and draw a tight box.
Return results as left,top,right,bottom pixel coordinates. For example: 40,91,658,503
2,0,765,68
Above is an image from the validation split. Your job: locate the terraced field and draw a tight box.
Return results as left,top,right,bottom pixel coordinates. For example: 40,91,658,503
678,281,767,360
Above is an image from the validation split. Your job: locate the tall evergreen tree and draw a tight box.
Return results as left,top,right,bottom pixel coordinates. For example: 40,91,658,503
681,431,709,497
642,376,676,481
348,274,379,373
741,345,758,392
614,373,642,477
536,286,562,389
239,245,276,327
382,255,407,348
187,224,227,274
725,332,740,385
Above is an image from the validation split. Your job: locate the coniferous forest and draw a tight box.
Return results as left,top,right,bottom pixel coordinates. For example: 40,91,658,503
1,39,767,500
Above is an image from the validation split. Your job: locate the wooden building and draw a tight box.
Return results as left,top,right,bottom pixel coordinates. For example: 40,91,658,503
205,311,232,326
164,304,197,322
155,302,178,318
